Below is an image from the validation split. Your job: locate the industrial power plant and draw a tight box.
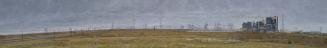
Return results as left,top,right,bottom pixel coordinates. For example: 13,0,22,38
242,16,279,32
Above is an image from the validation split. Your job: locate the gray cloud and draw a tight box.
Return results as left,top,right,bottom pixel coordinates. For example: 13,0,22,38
0,0,326,34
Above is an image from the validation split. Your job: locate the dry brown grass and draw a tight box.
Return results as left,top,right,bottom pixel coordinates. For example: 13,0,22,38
234,32,327,47
0,29,325,48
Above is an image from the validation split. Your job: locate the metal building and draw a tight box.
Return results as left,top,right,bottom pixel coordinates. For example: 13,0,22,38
242,16,279,32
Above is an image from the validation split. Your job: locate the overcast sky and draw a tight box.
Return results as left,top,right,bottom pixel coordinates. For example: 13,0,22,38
0,0,326,35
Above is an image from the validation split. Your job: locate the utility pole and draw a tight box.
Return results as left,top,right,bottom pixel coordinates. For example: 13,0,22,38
110,15,115,30
153,26,156,30
281,15,285,32
50,28,55,41
320,27,323,32
21,31,24,41
69,27,73,37
44,28,48,34
133,15,136,29
43,28,48,41
132,14,136,32
93,27,98,48
68,27,73,47
228,24,234,32
144,24,148,29
159,16,163,29
111,22,115,30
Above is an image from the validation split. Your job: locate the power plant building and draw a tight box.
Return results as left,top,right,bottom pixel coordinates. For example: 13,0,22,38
242,16,278,32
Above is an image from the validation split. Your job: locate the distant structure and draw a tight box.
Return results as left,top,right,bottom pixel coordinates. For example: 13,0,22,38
204,23,209,30
242,16,278,32
188,24,194,30
214,23,222,31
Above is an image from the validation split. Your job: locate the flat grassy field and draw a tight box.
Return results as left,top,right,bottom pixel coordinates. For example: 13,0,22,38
0,29,325,48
